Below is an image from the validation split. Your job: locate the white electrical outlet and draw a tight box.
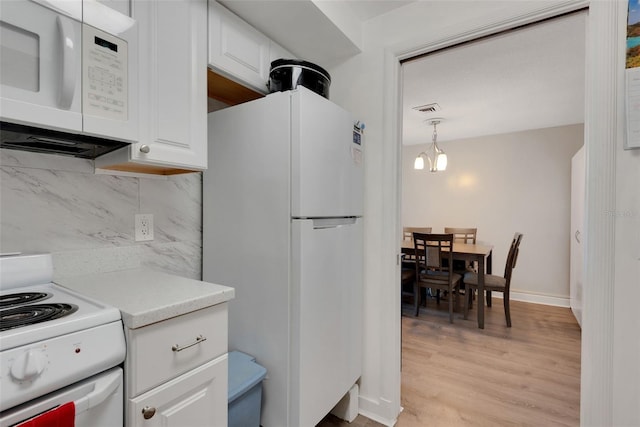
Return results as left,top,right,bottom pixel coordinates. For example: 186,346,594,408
135,214,154,242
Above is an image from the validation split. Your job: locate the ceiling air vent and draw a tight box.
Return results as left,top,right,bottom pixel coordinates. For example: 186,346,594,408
412,103,441,113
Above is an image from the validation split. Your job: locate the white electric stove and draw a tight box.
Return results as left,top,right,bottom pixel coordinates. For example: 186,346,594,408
0,253,126,424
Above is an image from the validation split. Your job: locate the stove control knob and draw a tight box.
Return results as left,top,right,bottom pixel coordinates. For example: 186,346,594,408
10,350,46,381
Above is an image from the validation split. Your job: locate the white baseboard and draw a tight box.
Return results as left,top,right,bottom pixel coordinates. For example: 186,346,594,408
357,408,398,427
357,396,399,427
490,290,570,308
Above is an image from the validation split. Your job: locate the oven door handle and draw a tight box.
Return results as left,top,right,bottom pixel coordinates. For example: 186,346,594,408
74,369,121,414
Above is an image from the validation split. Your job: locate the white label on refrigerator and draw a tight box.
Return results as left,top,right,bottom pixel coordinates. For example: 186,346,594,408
82,24,127,121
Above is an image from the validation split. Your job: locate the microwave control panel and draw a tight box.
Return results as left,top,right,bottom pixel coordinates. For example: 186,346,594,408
82,24,128,121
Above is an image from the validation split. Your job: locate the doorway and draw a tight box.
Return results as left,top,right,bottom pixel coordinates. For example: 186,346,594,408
399,11,586,316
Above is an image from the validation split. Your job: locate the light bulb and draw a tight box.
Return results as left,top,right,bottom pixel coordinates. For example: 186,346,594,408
436,153,447,171
414,155,425,170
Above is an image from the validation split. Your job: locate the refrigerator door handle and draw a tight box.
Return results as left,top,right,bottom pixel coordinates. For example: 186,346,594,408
310,217,357,229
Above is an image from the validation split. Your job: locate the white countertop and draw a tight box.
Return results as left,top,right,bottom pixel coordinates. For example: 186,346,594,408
55,269,235,329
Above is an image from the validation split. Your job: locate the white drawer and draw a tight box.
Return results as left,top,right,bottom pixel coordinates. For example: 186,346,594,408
125,303,228,397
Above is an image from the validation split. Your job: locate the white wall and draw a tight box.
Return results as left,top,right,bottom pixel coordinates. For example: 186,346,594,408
612,124,640,426
328,0,639,425
402,125,584,303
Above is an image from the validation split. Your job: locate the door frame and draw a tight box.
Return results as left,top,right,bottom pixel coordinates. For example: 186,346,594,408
383,0,620,424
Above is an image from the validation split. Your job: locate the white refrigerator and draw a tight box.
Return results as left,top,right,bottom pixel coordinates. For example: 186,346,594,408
203,86,363,427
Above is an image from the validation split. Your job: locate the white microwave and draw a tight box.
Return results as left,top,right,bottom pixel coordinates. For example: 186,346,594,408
0,0,138,153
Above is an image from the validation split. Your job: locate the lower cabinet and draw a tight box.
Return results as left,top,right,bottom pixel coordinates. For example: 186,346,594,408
128,355,228,427
123,304,229,427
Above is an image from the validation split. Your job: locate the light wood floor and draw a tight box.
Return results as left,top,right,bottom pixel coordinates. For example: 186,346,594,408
317,297,581,427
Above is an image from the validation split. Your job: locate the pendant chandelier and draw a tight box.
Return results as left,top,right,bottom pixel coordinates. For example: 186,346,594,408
414,119,447,172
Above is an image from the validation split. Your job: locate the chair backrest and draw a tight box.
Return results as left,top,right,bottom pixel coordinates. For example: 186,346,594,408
413,233,455,285
444,227,477,244
403,228,432,263
504,233,524,288
403,227,432,241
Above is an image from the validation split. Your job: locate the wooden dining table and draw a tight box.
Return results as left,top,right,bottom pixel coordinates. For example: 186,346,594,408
401,239,494,329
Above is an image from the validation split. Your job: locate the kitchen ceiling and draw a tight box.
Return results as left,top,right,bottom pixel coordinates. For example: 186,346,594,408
216,1,585,146
402,11,587,145
342,0,416,21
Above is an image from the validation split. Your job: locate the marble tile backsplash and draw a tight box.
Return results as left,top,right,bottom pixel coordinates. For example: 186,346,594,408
0,150,202,280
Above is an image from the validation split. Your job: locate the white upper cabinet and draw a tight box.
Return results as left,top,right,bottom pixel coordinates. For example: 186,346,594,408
208,1,294,94
95,0,207,174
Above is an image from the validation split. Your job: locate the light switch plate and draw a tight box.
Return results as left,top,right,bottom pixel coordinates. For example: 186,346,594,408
135,214,154,241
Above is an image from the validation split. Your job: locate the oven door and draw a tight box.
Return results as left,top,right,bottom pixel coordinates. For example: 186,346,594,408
0,0,83,133
0,367,123,427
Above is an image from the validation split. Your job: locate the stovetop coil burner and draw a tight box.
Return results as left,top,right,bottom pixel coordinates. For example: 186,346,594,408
0,303,79,331
0,292,51,309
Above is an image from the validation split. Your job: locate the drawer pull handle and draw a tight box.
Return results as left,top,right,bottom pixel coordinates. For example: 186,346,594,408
172,335,206,352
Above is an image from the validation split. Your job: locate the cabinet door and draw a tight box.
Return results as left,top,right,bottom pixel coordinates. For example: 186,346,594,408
128,355,227,427
132,0,207,170
208,1,270,93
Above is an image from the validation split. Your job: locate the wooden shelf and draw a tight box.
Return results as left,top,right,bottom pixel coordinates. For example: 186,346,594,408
207,69,264,109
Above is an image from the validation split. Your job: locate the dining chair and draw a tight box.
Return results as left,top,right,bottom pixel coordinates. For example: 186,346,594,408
412,233,462,323
403,227,432,241
402,227,432,308
401,261,417,314
444,227,478,272
444,227,477,244
402,227,432,265
443,227,478,306
463,232,523,327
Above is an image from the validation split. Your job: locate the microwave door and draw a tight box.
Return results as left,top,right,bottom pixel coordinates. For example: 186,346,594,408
0,1,83,132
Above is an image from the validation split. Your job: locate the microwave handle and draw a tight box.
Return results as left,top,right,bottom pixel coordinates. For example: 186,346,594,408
57,15,76,110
